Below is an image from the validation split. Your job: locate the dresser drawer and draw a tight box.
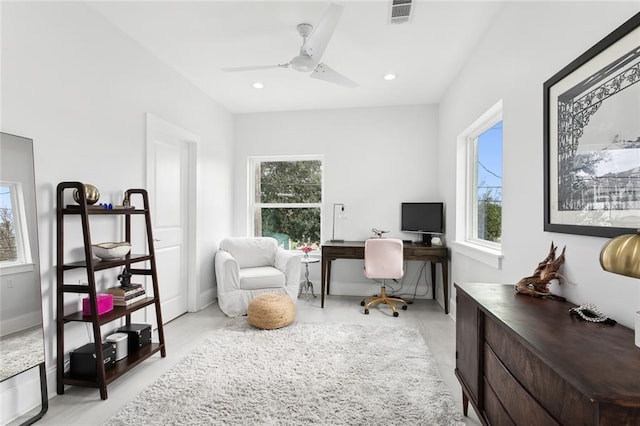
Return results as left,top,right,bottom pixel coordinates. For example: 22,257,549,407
483,377,516,426
484,343,558,426
484,316,594,424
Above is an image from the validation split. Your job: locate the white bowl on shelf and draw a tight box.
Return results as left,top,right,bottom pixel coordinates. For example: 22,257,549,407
92,242,131,260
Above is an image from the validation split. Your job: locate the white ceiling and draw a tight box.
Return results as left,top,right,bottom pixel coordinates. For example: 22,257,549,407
87,1,506,114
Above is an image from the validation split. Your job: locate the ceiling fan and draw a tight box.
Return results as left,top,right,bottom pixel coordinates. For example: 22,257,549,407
221,3,357,88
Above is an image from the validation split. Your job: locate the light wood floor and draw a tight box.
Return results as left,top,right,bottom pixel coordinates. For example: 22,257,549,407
35,295,481,425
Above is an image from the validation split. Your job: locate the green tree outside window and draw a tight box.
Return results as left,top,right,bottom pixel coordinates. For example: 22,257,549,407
253,159,322,249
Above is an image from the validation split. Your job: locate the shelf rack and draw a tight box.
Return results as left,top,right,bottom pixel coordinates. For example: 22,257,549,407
56,182,166,400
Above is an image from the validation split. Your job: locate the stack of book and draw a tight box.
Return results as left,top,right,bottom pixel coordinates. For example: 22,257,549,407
106,284,146,306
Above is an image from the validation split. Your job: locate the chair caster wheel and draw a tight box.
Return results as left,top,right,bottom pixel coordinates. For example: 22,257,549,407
402,305,408,310
393,311,399,317
360,300,365,306
364,309,369,315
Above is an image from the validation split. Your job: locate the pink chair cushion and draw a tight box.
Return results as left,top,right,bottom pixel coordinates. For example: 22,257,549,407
364,238,404,279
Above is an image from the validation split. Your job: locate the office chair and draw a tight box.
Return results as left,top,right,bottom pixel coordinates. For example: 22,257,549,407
361,238,407,317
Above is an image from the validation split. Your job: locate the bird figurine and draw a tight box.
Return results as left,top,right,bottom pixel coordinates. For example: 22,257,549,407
371,228,389,238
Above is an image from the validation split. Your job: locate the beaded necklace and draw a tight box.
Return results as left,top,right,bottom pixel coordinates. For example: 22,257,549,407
569,303,616,325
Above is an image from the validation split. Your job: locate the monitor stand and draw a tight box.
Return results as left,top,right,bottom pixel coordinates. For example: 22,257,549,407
415,233,432,246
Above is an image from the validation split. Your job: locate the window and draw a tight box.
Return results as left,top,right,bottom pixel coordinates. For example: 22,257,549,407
455,100,503,268
473,121,503,244
249,156,323,250
0,182,32,268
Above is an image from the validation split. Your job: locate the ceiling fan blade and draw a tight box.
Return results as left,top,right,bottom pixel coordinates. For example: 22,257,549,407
303,3,343,63
310,63,358,88
221,64,288,72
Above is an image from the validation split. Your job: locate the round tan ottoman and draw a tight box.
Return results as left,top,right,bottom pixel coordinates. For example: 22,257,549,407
247,293,295,330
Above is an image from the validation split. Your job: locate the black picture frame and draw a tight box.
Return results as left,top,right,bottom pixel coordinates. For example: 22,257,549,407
544,12,640,238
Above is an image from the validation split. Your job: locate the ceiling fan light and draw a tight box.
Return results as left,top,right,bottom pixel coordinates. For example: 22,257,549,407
383,73,397,81
290,55,316,73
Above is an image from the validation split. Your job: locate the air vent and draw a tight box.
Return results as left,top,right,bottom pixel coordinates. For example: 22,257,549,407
389,0,413,24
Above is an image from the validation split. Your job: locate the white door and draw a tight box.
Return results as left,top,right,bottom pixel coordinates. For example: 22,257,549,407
146,114,198,324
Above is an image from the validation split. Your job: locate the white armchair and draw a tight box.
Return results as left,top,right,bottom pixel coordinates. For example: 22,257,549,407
214,237,301,317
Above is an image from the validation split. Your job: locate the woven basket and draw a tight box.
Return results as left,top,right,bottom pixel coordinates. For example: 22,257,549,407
247,293,295,330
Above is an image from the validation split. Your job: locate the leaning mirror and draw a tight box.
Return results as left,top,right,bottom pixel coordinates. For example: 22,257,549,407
0,132,47,424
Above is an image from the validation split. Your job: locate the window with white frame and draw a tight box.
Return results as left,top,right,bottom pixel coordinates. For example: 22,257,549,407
248,156,323,250
0,182,32,268
456,101,503,267
472,120,503,244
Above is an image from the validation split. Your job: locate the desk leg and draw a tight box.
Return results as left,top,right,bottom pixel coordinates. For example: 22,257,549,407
442,259,449,314
430,261,436,300
326,261,332,296
321,257,332,308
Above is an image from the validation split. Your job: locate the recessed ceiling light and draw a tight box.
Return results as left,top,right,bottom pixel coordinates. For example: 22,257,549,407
383,73,397,81
252,82,264,89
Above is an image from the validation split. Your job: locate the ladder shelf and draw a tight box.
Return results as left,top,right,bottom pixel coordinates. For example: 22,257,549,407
55,181,166,400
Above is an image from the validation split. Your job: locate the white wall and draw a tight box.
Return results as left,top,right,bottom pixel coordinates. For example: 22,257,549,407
1,2,234,422
234,105,442,297
439,2,640,328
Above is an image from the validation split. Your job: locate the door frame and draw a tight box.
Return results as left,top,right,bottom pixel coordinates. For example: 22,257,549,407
146,113,199,313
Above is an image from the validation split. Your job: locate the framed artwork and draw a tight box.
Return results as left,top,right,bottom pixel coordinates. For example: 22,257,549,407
544,12,640,238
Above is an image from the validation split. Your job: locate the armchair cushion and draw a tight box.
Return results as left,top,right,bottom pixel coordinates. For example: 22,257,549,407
219,237,277,268
239,267,285,290
215,237,301,317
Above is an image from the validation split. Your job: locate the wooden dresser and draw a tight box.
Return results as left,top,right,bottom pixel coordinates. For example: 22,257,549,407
455,283,640,426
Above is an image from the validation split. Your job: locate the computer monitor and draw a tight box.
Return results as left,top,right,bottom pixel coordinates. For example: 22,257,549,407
401,202,444,245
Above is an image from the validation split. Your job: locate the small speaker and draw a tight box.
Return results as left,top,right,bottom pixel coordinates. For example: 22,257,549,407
106,332,128,361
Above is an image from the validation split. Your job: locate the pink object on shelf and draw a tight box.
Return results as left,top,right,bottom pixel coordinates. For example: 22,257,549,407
82,294,114,316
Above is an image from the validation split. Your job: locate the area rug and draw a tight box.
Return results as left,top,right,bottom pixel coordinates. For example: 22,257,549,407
105,321,464,425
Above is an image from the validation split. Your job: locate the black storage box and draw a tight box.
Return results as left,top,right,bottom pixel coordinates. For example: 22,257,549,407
70,342,116,378
116,323,151,353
